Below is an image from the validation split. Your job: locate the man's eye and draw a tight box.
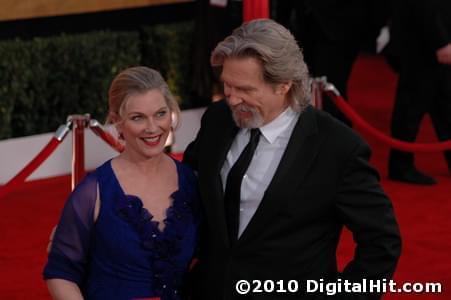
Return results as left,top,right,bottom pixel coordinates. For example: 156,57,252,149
239,87,252,93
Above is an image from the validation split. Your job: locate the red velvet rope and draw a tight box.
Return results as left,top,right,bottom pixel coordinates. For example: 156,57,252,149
0,137,61,199
90,124,125,153
326,90,451,152
6,88,447,200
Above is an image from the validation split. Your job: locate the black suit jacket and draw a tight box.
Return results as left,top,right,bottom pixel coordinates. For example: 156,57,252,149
184,101,401,299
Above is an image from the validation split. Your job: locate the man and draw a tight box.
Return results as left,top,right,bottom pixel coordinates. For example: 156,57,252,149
387,0,451,185
184,19,401,299
275,0,390,126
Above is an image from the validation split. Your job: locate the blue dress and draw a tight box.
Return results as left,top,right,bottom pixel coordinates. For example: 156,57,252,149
44,159,200,300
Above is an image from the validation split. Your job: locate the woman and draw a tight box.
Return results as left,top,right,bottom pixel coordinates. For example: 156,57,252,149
43,67,200,300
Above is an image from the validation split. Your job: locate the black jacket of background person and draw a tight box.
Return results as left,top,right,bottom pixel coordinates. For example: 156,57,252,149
183,100,401,299
302,0,388,42
275,0,390,126
387,0,451,69
276,0,389,40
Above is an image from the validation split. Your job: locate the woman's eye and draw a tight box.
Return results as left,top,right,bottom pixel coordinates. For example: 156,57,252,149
156,110,167,117
131,115,142,121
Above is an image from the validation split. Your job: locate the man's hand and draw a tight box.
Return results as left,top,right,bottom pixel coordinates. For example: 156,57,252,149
436,43,451,65
47,226,57,253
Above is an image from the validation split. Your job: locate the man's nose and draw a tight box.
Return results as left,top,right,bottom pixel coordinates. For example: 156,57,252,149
226,90,242,106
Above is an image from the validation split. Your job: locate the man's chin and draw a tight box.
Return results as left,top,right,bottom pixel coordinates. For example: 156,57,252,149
235,119,251,128
232,113,263,128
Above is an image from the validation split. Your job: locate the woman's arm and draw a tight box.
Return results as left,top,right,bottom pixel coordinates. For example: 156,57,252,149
43,173,99,297
47,279,84,300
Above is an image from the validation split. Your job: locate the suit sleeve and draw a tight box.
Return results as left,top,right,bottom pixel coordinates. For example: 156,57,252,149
335,141,402,299
183,133,200,172
183,106,211,171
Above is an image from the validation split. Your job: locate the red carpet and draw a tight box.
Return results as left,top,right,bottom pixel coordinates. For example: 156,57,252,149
1,54,450,299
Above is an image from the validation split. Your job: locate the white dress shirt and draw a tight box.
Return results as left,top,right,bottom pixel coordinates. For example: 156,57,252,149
220,107,300,237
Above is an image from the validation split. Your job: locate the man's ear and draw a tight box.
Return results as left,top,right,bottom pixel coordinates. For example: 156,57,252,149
276,81,293,95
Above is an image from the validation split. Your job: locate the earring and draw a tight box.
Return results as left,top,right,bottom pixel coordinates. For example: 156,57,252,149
171,111,178,130
118,132,124,140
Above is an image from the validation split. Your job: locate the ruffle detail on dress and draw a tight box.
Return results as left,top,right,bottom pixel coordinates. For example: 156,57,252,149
116,189,193,300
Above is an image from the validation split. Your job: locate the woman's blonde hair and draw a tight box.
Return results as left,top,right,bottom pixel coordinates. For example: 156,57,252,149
106,66,180,127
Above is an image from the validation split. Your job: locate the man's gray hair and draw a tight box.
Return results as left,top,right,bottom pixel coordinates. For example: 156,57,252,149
211,18,311,111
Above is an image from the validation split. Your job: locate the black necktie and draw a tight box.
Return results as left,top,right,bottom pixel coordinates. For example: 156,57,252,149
224,128,261,245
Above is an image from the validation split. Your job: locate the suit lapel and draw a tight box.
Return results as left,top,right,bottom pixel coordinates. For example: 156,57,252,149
237,106,321,245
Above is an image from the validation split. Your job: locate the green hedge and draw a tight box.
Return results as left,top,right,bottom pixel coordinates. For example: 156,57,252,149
0,22,194,140
142,23,193,104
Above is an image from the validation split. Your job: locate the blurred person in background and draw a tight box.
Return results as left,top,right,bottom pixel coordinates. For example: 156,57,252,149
275,0,390,126
386,0,451,184
191,0,242,105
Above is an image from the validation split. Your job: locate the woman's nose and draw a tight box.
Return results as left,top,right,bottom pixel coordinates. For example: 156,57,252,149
144,118,157,132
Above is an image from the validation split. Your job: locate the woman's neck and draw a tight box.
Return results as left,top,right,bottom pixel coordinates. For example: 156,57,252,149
118,151,167,175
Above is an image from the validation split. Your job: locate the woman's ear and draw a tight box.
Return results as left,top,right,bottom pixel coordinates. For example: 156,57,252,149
108,112,124,139
108,111,120,124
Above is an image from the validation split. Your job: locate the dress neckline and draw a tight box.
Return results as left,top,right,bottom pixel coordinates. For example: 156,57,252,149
107,157,183,235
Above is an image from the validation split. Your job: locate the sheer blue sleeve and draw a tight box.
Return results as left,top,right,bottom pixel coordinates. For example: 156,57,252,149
43,172,98,286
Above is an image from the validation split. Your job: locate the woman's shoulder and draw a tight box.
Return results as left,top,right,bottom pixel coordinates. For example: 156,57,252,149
69,158,113,203
173,158,198,183
94,158,114,176
72,171,98,197
172,158,200,206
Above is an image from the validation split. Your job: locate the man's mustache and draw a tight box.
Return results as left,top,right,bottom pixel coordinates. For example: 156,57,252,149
232,103,255,113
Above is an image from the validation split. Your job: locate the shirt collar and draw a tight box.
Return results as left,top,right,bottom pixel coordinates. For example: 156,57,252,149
255,107,299,144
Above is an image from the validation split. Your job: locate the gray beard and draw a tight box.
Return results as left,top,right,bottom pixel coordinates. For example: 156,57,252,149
231,105,264,128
